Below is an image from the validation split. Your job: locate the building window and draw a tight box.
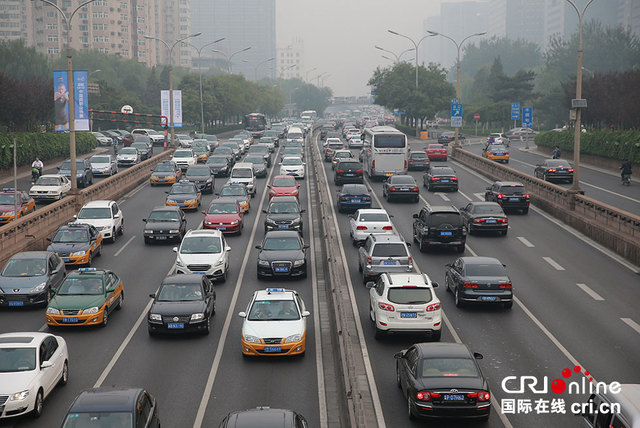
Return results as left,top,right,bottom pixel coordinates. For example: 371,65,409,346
78,24,88,31
93,24,107,30
120,13,128,20
47,47,59,54
47,35,58,42
136,17,144,23
92,11,108,18
80,36,88,42
45,23,57,30
46,11,56,17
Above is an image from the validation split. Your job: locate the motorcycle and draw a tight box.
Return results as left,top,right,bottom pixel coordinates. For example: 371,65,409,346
31,167,42,184
622,174,631,186
552,150,561,159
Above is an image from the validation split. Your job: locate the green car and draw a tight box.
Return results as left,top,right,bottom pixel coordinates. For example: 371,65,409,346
46,268,124,328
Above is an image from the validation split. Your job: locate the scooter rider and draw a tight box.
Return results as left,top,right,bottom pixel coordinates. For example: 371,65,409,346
620,160,632,184
552,146,561,159
31,157,43,182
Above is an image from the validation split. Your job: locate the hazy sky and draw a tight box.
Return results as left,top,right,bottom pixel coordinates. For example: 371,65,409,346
276,0,449,96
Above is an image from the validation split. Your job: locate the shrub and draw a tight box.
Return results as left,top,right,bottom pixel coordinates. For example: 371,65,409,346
0,132,97,170
535,130,640,163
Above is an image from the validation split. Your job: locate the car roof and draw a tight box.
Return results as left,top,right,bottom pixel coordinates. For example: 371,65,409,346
281,156,302,160
0,332,51,348
233,163,253,168
69,387,143,413
185,229,222,238
414,342,473,358
494,181,524,187
224,407,296,427
39,174,65,179
161,274,205,285
370,234,405,243
385,273,430,287
468,201,501,207
8,251,52,260
460,256,502,265
253,288,297,301
81,200,114,208
264,230,301,238
273,175,296,180
357,208,387,214
426,205,459,213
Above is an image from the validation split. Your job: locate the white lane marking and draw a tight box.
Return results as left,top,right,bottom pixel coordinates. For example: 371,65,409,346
621,318,640,335
517,237,535,248
510,158,537,169
436,193,450,201
576,283,605,301
473,192,484,200
193,149,278,428
114,235,136,257
581,181,640,204
121,180,148,201
466,245,478,256
542,256,565,271
458,190,473,201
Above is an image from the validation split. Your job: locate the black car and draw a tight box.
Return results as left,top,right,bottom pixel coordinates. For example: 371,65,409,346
334,159,363,185
255,231,308,280
445,256,513,308
534,159,574,183
412,205,466,253
247,145,272,168
0,251,66,307
62,387,160,427
219,407,309,427
460,202,508,236
395,342,490,421
263,130,280,146
213,147,236,165
143,206,186,244
58,158,93,188
319,124,335,140
185,165,215,194
131,141,152,160
337,184,371,212
263,196,304,233
408,151,430,170
147,274,216,335
438,131,455,145
423,166,458,192
206,155,232,177
243,155,268,178
484,181,530,214
383,175,419,202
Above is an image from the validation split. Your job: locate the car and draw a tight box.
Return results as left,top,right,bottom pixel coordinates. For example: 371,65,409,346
505,127,537,139
176,133,194,148
206,155,232,177
227,163,256,196
482,144,510,163
229,138,248,154
326,130,340,140
255,231,309,280
348,136,363,148
91,131,112,146
46,222,103,266
358,234,414,283
337,184,371,212
143,206,187,243
184,165,215,194
0,332,68,419
395,342,491,420
131,141,152,160
445,256,513,308
171,149,198,171
29,175,71,202
334,159,364,185
366,273,441,340
243,155,268,178
320,124,335,140
120,132,135,147
438,131,456,145
280,147,304,162
46,267,124,327
192,139,213,154
61,387,160,427
116,147,141,166
172,229,231,281
0,188,35,224
412,205,466,253
349,208,394,245
192,146,209,163
148,274,216,335
74,200,124,243
200,134,219,149
202,198,244,234
263,130,280,146
238,288,309,356
101,130,121,145
382,175,420,202
213,147,236,166
89,154,118,176
267,175,300,199
165,181,201,210
247,145,272,167
217,184,250,213
534,159,574,183
149,161,182,185
423,166,458,192
408,151,430,171
259,136,276,152
57,158,93,187
221,141,242,159
486,132,506,145
219,407,308,427
331,149,354,170
324,140,344,162
0,251,66,308
279,156,305,179
460,202,508,236
263,196,304,233
426,144,447,161
484,181,530,214
132,128,165,145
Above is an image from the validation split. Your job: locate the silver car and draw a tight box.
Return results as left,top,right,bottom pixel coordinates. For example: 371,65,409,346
358,234,415,284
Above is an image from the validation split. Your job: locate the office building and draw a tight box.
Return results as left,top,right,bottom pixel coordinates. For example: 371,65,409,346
277,38,303,80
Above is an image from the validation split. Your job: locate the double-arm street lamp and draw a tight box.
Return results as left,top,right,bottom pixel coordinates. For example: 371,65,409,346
210,47,252,73
305,67,317,83
254,57,275,81
375,45,415,63
279,63,297,79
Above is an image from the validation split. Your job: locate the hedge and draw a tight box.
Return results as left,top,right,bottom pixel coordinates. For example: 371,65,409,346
535,130,640,163
0,132,97,170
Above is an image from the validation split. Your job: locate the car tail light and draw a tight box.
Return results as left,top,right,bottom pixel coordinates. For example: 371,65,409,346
356,225,368,230
378,302,395,311
363,196,371,201
404,160,407,169
470,391,491,402
463,282,478,288
389,186,396,191
523,194,530,198
366,256,372,265
497,193,505,198
356,169,363,173
499,283,512,289
451,177,458,181
548,168,557,172
416,391,432,402
426,302,440,311
431,177,440,181
473,218,483,223
412,187,419,191
336,169,344,173
372,160,375,169
409,158,414,161
382,226,393,230
497,218,507,223
340,196,350,201
568,168,574,172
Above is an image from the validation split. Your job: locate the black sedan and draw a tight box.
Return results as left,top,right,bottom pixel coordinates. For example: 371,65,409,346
185,165,215,194
255,231,308,280
437,131,455,145
206,155,232,177
131,141,152,160
408,151,430,170
445,256,513,308
460,202,508,236
0,251,66,307
263,196,304,234
534,159,574,183
382,175,420,202
142,206,186,244
147,274,216,335
484,181,530,214
423,166,458,192
244,155,268,178
334,159,363,185
395,342,490,421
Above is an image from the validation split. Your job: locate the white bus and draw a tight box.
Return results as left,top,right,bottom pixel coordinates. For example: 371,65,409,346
301,110,317,120
362,126,409,180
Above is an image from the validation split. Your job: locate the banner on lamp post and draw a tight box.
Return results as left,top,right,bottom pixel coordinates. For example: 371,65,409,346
53,70,89,132
161,90,183,128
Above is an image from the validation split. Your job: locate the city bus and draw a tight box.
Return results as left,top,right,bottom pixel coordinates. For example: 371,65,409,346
361,126,409,180
243,113,267,139
300,110,317,120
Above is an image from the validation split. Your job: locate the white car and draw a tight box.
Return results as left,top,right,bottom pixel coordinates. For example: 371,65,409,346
75,200,124,242
323,137,342,148
487,133,505,145
116,147,141,166
238,288,310,357
0,332,69,419
349,209,395,245
348,137,363,148
89,154,118,176
176,134,194,148
91,131,112,146
171,149,198,170
367,273,441,340
227,162,256,196
29,175,71,201
132,128,164,145
172,229,231,282
279,156,305,179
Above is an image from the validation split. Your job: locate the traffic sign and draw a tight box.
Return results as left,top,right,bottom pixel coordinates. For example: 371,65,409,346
511,102,520,120
451,103,463,118
451,117,463,128
121,105,133,114
522,106,533,128
451,98,459,104
474,113,480,121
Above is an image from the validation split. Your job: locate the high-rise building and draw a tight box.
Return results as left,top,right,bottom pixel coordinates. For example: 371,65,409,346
277,38,303,80
0,0,31,44
156,0,192,67
620,0,640,37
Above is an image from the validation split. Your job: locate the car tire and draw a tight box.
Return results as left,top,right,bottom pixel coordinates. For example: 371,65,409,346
111,228,117,243
116,293,123,310
101,307,108,327
202,317,210,335
119,221,124,236
358,262,362,272
501,229,508,236
32,389,44,418
504,301,513,309
457,244,465,253
455,288,464,308
407,396,416,421
59,360,69,386
413,196,419,203
396,362,402,388
418,239,426,253
431,329,442,342
428,183,433,191
221,268,228,283
543,173,548,181
301,268,308,279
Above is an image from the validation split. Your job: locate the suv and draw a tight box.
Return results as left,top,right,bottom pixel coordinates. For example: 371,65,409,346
484,181,530,214
58,158,93,187
357,234,415,284
412,205,466,253
172,229,231,282
132,128,164,145
228,162,256,196
75,200,124,243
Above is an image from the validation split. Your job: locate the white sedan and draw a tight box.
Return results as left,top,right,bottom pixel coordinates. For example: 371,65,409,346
172,229,231,282
29,175,71,201
279,156,305,179
0,332,69,419
349,209,395,245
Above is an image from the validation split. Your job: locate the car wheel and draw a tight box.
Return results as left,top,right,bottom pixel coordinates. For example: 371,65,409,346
32,389,44,418
504,301,513,309
396,362,402,388
407,396,416,421
301,268,307,279
202,316,210,335
431,329,442,342
101,307,109,327
116,292,123,310
467,224,473,235
418,239,426,253
119,221,124,236
96,243,102,257
369,303,375,322
543,173,548,181
86,250,93,267
428,183,433,191
413,196,419,203
457,244,465,253
111,228,117,243
58,360,69,386
358,262,362,272
501,229,508,236
455,288,464,307
221,268,228,283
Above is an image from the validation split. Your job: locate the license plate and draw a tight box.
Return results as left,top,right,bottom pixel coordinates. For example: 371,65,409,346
278,225,289,229
93,170,101,173
440,231,453,236
485,219,497,224
509,198,520,201
383,260,398,265
62,317,78,323
264,346,281,353
62,258,70,262
351,199,361,203
400,188,409,191
444,394,465,401
177,203,185,207
167,323,184,329
274,267,289,273
481,296,497,301
8,301,24,307
559,171,567,173
156,236,167,240
400,312,417,318
345,174,354,176
441,180,449,183
217,226,227,230
158,178,166,181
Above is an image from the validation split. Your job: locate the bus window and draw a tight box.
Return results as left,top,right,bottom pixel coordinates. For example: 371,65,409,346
374,135,406,148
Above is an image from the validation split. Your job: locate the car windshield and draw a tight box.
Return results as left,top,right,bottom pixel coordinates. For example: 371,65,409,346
131,143,147,150
35,176,61,186
90,156,111,163
62,412,133,428
273,177,296,187
60,160,85,169
387,287,432,305
220,187,246,197
429,213,461,227
262,237,301,251
269,202,299,214
245,157,264,165
77,207,111,219
1,258,46,277
231,169,253,178
432,168,455,176
372,243,407,257
186,169,210,177
499,186,525,195
374,135,405,148
154,164,175,172
148,211,180,222
207,202,237,214
169,184,196,195
390,176,415,185
359,213,389,222
0,194,18,204
472,205,504,215
173,151,192,158
421,358,479,378
248,147,267,154
248,300,300,321
0,348,36,372
207,157,227,165
180,236,222,254
328,143,343,149
57,276,104,295
282,158,302,166
52,228,89,243
215,148,233,155
465,262,506,277
119,148,137,155
335,152,352,159
410,152,427,159
193,148,207,154
156,283,203,302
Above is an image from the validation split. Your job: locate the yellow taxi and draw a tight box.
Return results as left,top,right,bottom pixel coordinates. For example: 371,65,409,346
482,144,510,163
0,188,35,224
150,161,182,185
46,222,103,266
165,181,201,210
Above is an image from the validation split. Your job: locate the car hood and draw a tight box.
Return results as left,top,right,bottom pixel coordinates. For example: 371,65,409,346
49,294,105,310
416,375,485,391
58,169,83,176
76,218,112,228
204,214,240,223
178,252,224,265
145,220,181,230
150,300,206,316
47,242,91,253
266,214,301,222
117,154,137,159
271,187,297,195
0,204,17,213
0,371,39,394
29,185,62,193
258,249,304,262
0,275,47,290
91,162,111,168
167,194,197,202
243,319,304,339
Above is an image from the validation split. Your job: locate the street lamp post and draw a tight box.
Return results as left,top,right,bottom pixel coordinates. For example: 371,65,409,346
428,30,487,146
375,45,415,63
144,32,202,148
228,47,251,73
34,0,99,195
320,73,331,88
279,63,297,79
254,57,275,81
305,67,317,83
316,72,328,87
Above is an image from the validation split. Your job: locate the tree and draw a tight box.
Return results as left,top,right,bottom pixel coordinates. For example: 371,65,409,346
459,37,543,78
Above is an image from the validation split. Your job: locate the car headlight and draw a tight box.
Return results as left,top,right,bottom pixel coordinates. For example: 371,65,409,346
285,333,303,343
71,251,86,257
46,307,60,315
293,259,305,267
30,282,47,293
185,199,196,203
214,258,224,266
229,220,238,225
144,229,153,233
175,258,184,267
149,313,162,321
190,313,205,321
10,390,29,401
169,229,179,233
83,306,100,314
258,260,270,267
265,218,276,225
243,334,261,343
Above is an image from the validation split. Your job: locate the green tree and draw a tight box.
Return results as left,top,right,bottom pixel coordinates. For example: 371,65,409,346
459,37,543,78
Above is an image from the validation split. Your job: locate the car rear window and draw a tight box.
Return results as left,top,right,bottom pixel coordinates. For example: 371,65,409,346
328,143,344,149
338,162,360,169
359,213,389,222
410,152,428,159
429,213,461,227
421,358,479,378
342,184,367,194
499,185,525,195
391,176,416,185
432,168,455,175
372,243,407,257
464,262,506,277
387,287,432,304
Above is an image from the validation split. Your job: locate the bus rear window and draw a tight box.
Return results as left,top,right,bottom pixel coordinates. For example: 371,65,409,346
374,135,406,148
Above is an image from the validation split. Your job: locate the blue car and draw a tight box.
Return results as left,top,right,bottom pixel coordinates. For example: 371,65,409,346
337,184,372,212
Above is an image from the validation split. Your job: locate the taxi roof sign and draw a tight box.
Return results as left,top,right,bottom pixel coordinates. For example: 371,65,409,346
78,268,97,272
67,222,86,225
266,288,285,293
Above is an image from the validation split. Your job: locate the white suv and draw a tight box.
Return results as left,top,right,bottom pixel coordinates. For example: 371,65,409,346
367,273,441,340
132,128,164,145
75,200,124,242
172,229,231,282
171,149,197,170
227,162,256,196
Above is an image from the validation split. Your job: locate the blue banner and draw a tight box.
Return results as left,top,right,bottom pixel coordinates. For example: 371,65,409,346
74,70,89,131
53,70,89,131
522,106,533,128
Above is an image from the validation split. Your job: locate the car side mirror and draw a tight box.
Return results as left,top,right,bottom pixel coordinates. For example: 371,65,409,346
255,245,261,250
41,361,53,369
142,218,147,222
412,214,419,219
56,166,60,170
393,351,405,360
302,310,310,317
165,191,169,194
432,282,439,288
106,287,116,293
365,281,375,289
225,246,231,252
149,293,155,299
238,311,247,318
73,214,77,219
300,209,306,213
473,352,484,360
150,169,155,172
113,214,120,219
172,247,178,253
445,263,452,268
46,237,52,242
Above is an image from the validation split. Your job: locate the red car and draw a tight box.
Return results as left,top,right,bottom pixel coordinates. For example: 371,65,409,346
267,175,300,199
202,197,243,234
426,143,448,161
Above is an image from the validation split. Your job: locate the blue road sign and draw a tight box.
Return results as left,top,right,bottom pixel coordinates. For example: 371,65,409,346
451,103,463,118
511,102,520,120
522,106,533,128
